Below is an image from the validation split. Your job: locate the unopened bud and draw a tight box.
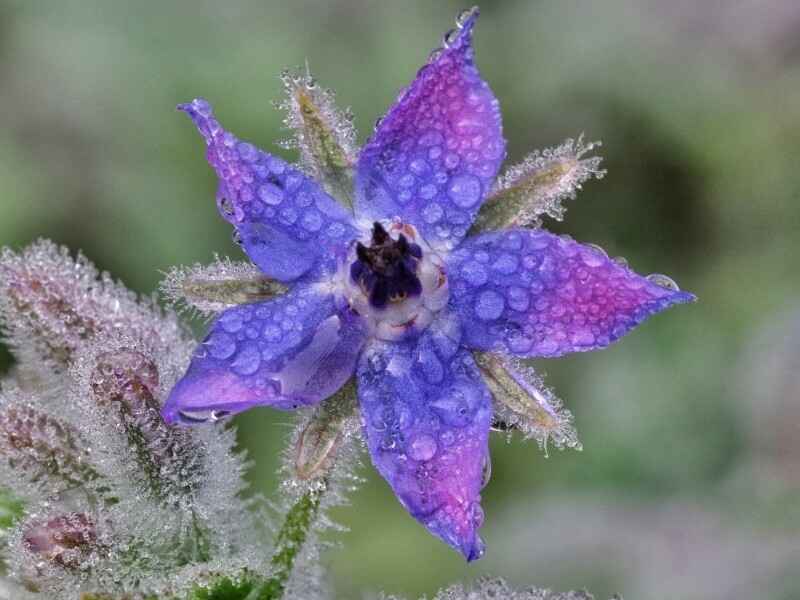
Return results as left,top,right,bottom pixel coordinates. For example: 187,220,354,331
474,352,581,453
0,241,183,370
160,257,288,315
0,398,99,490
279,67,356,208
23,513,97,568
90,349,160,412
88,348,204,499
471,135,604,233
293,380,358,481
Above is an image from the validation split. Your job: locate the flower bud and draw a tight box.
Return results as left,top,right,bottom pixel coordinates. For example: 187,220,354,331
292,380,358,482
89,348,204,499
23,513,97,569
474,352,581,453
0,241,184,371
0,398,99,491
278,67,356,208
160,257,288,315
471,135,604,233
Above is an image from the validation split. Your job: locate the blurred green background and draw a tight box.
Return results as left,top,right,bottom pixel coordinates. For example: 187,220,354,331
2,1,799,599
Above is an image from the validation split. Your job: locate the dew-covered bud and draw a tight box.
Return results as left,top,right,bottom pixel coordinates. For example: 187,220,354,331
292,380,358,482
160,257,288,315
471,136,605,233
22,513,97,569
474,352,581,453
0,395,100,492
90,349,160,411
0,240,185,372
88,348,204,500
278,66,357,207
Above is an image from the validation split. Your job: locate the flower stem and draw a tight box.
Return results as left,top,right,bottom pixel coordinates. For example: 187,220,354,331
256,480,327,600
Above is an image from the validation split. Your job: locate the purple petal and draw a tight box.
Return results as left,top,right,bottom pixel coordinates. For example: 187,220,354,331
178,98,357,282
356,318,492,561
446,229,696,357
355,8,505,252
162,286,367,425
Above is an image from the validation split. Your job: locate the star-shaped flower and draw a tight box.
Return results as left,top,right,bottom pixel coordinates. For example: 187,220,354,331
163,7,695,561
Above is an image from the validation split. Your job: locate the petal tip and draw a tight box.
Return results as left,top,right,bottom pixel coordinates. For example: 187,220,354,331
464,534,486,562
457,6,480,32
447,7,480,53
177,98,216,138
160,404,180,426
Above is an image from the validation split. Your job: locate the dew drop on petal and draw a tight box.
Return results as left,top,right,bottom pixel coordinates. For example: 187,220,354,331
207,332,236,360
646,273,680,291
231,343,261,375
474,290,505,321
447,174,482,208
219,310,244,333
258,182,284,206
481,453,491,489
407,433,438,461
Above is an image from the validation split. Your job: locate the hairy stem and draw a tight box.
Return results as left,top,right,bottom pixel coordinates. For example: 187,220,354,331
257,481,326,599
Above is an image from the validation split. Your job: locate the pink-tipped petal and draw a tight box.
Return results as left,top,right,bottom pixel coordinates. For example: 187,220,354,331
355,8,504,251
356,317,492,561
162,286,367,425
447,229,696,357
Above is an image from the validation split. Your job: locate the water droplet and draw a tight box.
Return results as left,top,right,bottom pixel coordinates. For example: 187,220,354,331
470,502,485,528
507,286,530,312
456,7,477,28
428,48,444,63
461,261,488,286
231,343,261,375
646,273,680,291
208,332,236,360
210,410,231,422
474,290,505,321
407,433,437,461
420,184,438,202
178,409,214,423
258,182,284,206
430,382,478,427
447,174,482,208
480,454,491,489
301,210,323,232
607,256,626,269
219,310,244,333
219,197,235,218
442,28,459,48
238,142,257,162
581,245,607,267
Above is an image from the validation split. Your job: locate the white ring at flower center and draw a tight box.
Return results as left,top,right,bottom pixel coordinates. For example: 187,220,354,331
334,220,449,342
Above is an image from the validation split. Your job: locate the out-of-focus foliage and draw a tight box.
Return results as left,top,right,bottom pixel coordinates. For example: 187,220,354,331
1,1,798,599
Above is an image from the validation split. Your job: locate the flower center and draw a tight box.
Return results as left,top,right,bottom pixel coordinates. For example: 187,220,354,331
351,222,422,309
338,220,448,341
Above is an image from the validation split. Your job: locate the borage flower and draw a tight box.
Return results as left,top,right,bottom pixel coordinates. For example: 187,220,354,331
163,7,694,561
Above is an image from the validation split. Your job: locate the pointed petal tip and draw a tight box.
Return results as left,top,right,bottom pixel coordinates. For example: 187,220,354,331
159,404,183,427
457,6,480,31
176,97,212,115
464,534,486,562
177,98,217,139
426,503,487,562
654,287,697,311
